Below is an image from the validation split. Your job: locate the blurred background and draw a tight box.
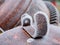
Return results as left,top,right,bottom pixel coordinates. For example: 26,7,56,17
44,0,60,11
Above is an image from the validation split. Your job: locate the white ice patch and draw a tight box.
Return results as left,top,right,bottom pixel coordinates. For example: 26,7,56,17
27,38,34,43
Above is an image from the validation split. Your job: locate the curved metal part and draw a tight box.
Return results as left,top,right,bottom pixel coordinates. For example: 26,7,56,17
32,11,49,39
22,11,49,39
0,0,50,31
0,0,32,30
45,1,59,25
0,25,60,45
21,13,33,26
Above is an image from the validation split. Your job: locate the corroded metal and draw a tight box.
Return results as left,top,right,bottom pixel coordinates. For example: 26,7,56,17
22,11,49,39
0,0,49,30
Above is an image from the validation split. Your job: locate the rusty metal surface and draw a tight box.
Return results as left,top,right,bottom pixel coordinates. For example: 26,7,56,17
0,0,59,45
0,0,31,30
0,0,49,31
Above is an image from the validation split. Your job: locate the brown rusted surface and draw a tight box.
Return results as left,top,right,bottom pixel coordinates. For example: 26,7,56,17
0,0,49,30
0,25,60,45
22,12,49,39
0,0,31,30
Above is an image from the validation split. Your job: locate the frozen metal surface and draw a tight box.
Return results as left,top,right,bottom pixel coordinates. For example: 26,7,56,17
0,25,60,45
